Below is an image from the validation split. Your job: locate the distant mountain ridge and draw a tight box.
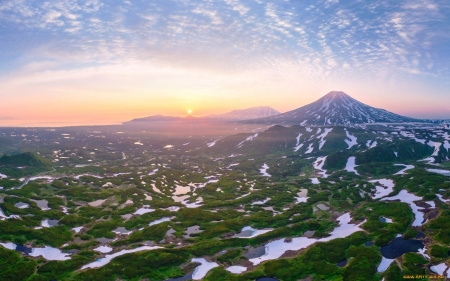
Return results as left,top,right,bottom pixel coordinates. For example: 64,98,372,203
124,106,279,124
245,91,424,126
205,106,280,120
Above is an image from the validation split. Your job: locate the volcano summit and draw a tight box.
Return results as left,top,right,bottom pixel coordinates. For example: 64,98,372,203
247,91,422,126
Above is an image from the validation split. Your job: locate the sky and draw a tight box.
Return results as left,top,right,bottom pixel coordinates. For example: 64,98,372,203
0,0,450,126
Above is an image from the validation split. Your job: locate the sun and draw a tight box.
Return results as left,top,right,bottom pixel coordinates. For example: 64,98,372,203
187,109,192,114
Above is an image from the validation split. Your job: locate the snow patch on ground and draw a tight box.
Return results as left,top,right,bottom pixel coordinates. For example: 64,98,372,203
260,163,271,177
191,258,219,280
226,266,247,274
394,164,414,175
249,213,364,265
81,246,162,269
381,190,425,226
377,257,395,272
345,157,359,175
316,128,333,150
313,156,328,177
294,133,303,152
344,129,358,149
370,179,395,199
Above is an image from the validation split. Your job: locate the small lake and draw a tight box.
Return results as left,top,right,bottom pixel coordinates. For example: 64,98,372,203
165,272,193,281
380,237,424,259
337,259,347,267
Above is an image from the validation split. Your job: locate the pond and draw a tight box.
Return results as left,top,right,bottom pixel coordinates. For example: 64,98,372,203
336,259,347,267
165,272,193,281
380,237,424,259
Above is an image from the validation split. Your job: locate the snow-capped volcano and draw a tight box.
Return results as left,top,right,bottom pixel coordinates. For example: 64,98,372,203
205,106,280,121
247,91,422,126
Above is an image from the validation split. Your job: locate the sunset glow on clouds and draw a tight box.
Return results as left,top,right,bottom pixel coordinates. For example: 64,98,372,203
1,0,449,126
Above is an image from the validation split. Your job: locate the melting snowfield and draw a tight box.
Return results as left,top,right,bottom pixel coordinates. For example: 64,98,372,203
260,163,271,177
226,266,247,274
191,258,219,280
344,130,358,149
381,190,426,227
369,179,395,199
426,169,450,176
149,217,172,226
394,164,414,175
233,226,274,238
313,156,328,177
430,263,450,277
249,213,364,265
377,257,394,273
81,246,162,269
0,243,71,261
345,157,359,175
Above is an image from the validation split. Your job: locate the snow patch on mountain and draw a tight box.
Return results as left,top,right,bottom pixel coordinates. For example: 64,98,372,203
317,128,333,150
345,129,358,149
237,134,258,148
246,91,423,126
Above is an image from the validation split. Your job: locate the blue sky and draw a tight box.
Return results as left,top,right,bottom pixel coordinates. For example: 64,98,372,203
1,0,449,125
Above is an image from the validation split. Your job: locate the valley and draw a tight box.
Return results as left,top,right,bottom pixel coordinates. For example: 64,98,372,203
1,115,450,280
